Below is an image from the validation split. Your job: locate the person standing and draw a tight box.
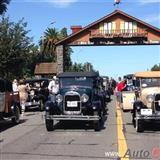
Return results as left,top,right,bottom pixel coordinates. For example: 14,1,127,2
18,79,29,115
48,76,59,102
12,79,18,92
116,77,127,108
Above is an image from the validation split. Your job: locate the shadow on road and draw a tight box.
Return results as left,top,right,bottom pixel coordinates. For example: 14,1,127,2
51,115,107,132
0,119,27,132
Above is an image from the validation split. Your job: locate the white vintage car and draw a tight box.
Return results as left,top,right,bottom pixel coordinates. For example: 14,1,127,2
121,74,135,111
132,71,160,132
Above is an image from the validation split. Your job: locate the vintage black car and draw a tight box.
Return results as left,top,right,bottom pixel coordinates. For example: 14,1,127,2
45,72,106,131
0,79,21,124
24,78,49,111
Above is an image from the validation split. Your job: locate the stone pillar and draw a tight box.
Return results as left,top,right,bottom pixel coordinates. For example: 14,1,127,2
56,45,64,74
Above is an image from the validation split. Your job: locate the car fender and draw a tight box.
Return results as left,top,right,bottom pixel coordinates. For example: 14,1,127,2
133,101,143,112
92,100,102,111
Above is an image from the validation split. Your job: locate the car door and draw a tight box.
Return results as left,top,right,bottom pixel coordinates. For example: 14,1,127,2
122,91,135,111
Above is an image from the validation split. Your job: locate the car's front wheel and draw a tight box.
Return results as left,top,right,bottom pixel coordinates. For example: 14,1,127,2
39,100,44,111
94,120,101,131
135,118,144,132
45,119,54,131
93,111,102,131
12,106,20,124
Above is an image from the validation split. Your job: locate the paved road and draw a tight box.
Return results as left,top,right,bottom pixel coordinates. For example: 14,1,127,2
0,96,160,160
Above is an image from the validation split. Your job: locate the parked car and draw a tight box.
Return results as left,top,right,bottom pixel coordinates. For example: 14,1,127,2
45,72,106,131
24,78,49,111
132,71,160,132
0,79,21,124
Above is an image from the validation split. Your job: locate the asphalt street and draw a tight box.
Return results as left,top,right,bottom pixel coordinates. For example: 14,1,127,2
0,96,160,160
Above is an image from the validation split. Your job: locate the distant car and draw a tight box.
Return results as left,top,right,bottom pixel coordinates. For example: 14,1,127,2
0,79,21,124
45,72,106,131
132,71,160,132
24,78,49,111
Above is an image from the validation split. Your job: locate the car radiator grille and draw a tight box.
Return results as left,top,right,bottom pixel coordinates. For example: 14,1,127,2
155,94,160,111
64,95,81,112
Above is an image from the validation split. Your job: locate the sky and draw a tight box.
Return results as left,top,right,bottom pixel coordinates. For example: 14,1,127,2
5,0,160,79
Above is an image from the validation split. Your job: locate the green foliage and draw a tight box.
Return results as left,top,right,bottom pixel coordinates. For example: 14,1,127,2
41,28,59,57
0,16,35,79
0,0,10,15
151,64,160,71
40,27,72,71
70,62,96,72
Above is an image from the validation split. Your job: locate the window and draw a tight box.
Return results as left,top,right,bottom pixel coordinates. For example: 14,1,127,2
99,22,116,34
120,21,137,33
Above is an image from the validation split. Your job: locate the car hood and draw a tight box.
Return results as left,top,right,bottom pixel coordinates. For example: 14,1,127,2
59,86,92,96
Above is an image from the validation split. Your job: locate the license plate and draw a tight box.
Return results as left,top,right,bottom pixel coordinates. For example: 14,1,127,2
67,101,78,107
141,109,152,115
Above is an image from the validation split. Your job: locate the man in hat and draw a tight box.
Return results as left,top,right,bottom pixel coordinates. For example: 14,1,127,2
48,76,59,102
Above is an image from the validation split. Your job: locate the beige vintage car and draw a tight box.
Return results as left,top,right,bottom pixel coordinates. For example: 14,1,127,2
132,71,160,132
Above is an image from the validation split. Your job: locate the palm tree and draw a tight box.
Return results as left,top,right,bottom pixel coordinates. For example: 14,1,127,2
39,27,72,71
41,28,60,57
0,0,10,15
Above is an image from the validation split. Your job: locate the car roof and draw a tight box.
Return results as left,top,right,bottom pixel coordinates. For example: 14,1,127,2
124,74,133,79
134,71,160,78
58,72,99,78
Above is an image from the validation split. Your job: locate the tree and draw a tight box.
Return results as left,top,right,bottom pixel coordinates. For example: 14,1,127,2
151,64,160,71
0,16,34,79
83,62,94,72
40,27,72,71
0,0,10,15
70,62,84,72
70,62,96,72
41,28,59,60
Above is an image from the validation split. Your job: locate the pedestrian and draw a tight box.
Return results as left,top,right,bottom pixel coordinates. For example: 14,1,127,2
48,76,59,102
12,79,18,92
18,79,29,115
115,77,127,108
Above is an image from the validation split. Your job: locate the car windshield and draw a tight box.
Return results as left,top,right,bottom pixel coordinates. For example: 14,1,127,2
59,77,93,88
141,78,160,88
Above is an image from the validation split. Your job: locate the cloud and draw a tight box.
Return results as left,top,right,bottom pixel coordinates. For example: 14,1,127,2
47,0,78,8
138,0,160,4
13,0,78,8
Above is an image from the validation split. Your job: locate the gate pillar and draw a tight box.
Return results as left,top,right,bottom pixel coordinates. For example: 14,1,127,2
56,45,64,74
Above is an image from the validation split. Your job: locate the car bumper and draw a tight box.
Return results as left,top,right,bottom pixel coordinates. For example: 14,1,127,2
45,114,100,121
136,113,160,120
25,101,40,107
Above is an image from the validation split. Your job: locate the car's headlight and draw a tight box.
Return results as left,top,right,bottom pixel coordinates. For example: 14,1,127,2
30,90,35,96
56,94,63,103
81,94,89,103
146,94,154,103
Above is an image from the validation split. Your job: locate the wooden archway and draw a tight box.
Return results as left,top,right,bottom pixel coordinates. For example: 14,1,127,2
55,10,160,73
